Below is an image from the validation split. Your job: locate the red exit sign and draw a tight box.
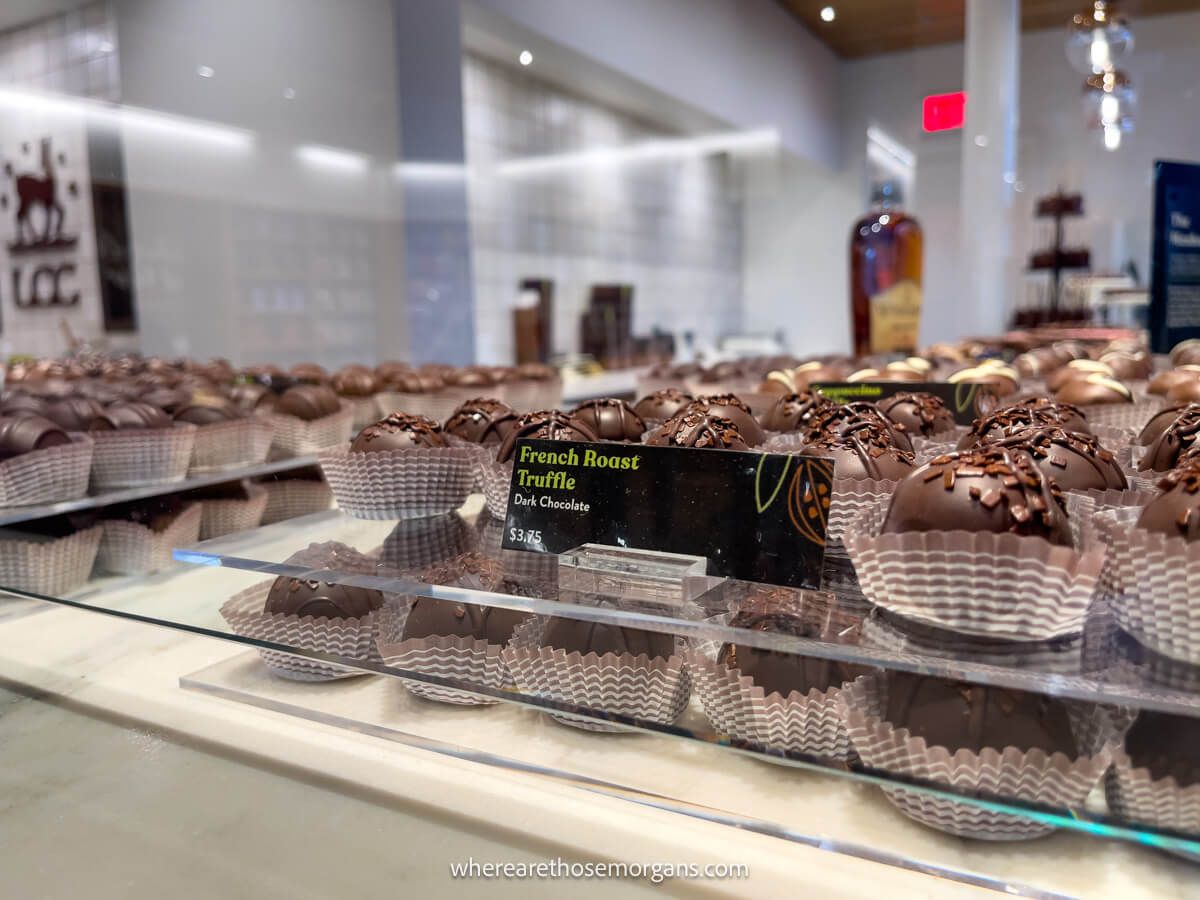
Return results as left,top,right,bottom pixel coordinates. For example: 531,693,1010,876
923,91,966,132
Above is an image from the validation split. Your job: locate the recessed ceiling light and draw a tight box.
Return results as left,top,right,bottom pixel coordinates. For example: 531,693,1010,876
97,40,113,54
518,50,533,66
820,6,836,23
196,65,215,78
283,87,297,100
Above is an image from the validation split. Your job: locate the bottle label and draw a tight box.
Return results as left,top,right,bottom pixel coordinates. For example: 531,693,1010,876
869,280,922,352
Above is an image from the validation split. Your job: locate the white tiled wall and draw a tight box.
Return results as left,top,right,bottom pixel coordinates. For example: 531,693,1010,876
463,54,743,364
0,3,120,101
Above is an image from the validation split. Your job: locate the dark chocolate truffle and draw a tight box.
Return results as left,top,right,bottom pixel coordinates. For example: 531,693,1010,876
105,495,189,532
264,577,383,619
959,403,1090,449
1139,405,1200,472
803,419,915,480
331,364,378,397
174,401,243,425
632,388,693,422
875,392,955,437
1136,465,1200,541
390,371,444,394
688,394,766,446
276,384,341,421
645,411,749,450
993,426,1127,491
496,410,600,463
0,414,71,459
570,398,646,442
402,597,527,645
881,446,1072,545
541,614,674,660
884,673,1077,756
1124,711,1200,787
805,402,913,452
445,367,496,388
350,413,447,452
443,397,518,445
720,591,871,699
759,391,833,433
95,400,172,430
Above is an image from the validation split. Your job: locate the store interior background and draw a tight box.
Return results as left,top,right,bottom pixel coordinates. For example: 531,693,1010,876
0,0,1197,367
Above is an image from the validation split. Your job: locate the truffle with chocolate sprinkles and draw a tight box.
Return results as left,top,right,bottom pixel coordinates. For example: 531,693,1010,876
1136,463,1200,541
804,401,913,452
645,411,749,450
958,403,1090,449
875,392,956,437
993,426,1127,491
881,446,1072,544
350,413,447,452
759,391,834,433
804,418,915,480
1138,405,1200,472
687,394,765,446
496,410,600,463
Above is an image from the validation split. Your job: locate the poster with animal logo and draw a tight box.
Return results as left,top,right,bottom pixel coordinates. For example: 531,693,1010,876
0,109,105,356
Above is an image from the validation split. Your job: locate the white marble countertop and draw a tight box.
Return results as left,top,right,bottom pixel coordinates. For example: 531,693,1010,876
0,509,1197,899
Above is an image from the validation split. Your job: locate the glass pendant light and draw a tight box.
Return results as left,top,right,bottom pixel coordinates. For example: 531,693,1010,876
1065,1,1133,74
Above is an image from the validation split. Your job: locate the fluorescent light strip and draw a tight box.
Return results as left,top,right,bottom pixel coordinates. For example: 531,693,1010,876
294,143,370,173
0,86,254,151
497,128,779,177
865,125,915,170
393,161,468,180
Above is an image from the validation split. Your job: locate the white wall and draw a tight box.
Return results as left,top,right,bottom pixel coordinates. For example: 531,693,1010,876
114,0,406,367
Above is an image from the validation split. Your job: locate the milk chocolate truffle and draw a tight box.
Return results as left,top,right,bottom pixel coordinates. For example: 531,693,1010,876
876,392,955,437
1149,367,1200,396
375,360,413,385
95,400,172,430
689,394,766,446
350,413,447,452
1167,377,1200,403
0,394,48,417
1046,359,1115,392
1055,374,1133,406
496,410,600,463
446,367,497,389
288,363,329,384
719,591,870,698
632,388,693,422
542,612,674,660
1124,711,1200,787
1137,404,1193,447
1100,350,1153,381
1007,396,1092,434
1171,339,1200,366
804,419,916,480
443,397,518,445
884,673,1077,756
959,404,1088,449
994,426,1127,491
645,411,749,450
331,364,378,397
1139,406,1200,472
570,398,645,442
698,360,745,384
881,446,1071,545
390,371,444,394
174,401,244,425
805,402,913,452
1136,465,1200,540
276,384,341,421
947,363,1019,397
0,414,70,459
264,577,384,619
759,391,833,433
41,397,107,431
514,362,559,382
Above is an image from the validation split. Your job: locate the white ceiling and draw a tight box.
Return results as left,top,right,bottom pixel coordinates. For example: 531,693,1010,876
0,0,87,35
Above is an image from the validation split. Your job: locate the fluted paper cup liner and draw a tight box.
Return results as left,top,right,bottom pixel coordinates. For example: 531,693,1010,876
481,458,513,519
268,402,354,456
189,418,273,474
90,423,197,489
375,601,513,705
1088,423,1135,452
258,478,333,525
912,427,968,462
829,477,898,544
840,676,1114,841
845,499,1104,640
198,485,268,540
1107,750,1200,860
1085,397,1166,432
0,434,92,506
0,524,101,595
96,502,202,575
502,616,690,732
374,391,462,422
1064,488,1154,550
220,580,381,681
318,443,474,521
378,514,476,573
474,512,557,592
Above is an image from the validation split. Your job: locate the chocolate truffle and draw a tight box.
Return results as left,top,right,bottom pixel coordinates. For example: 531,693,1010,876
514,362,559,382
276,384,341,421
541,614,674,660
229,382,274,412
570,398,646,442
1149,367,1200,396
881,446,1072,545
994,426,1127,491
1007,396,1092,434
958,404,1090,449
138,386,191,414
688,394,766,446
803,419,915,481
402,596,527,645
496,410,600,463
105,495,189,532
1137,404,1193,447
174,401,243,425
759,391,833,433
375,361,414,385
719,591,870,698
1167,377,1200,403
446,367,497,388
632,388,693,422
0,394,48,417
443,397,518,445
1124,711,1200,787
884,673,1077,756
1171,339,1200,366
1054,374,1133,406
264,577,384,619
947,363,1019,397
1046,360,1114,392
350,413,447,452
42,396,108,431
331,364,378,397
1100,350,1152,381
95,400,172,430
875,392,955,437
0,414,71,459
288,363,329,384
1139,406,1200,472
804,402,913,452
390,371,444,394
645,411,749,450
1136,465,1200,540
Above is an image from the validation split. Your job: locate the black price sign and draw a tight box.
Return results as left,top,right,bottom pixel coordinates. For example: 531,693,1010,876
501,439,833,588
1149,160,1200,353
812,381,995,426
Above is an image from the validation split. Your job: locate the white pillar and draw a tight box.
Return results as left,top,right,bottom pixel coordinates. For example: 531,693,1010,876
958,0,1019,336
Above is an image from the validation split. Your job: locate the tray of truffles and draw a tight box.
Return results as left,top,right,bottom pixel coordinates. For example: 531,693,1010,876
18,338,1200,856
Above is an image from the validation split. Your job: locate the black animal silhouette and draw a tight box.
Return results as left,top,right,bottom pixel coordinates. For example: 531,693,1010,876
13,138,65,246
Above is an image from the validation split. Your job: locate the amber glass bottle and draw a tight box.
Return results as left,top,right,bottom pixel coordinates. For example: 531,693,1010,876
849,182,924,356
